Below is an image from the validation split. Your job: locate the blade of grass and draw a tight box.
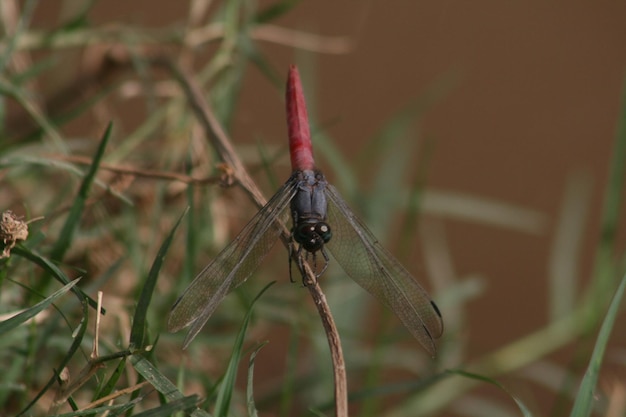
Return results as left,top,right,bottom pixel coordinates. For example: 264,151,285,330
50,122,112,262
389,308,585,416
130,354,211,417
129,207,189,349
253,0,302,24
182,156,196,284
570,271,626,417
0,0,38,72
246,341,269,417
12,244,101,311
450,370,533,417
0,352,26,407
23,81,121,150
421,189,547,234
245,42,282,89
366,124,416,235
53,402,140,417
0,278,79,334
93,357,127,402
214,281,276,417
130,396,201,417
588,75,626,313
317,371,447,414
279,325,299,417
255,138,282,190
355,69,458,166
0,78,66,151
204,0,246,127
0,154,133,206
548,172,592,320
399,135,435,258
8,55,56,86
310,132,356,196
18,299,89,416
358,330,396,417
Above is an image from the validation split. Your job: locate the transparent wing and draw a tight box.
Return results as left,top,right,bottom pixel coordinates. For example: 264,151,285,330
168,177,299,348
324,184,443,356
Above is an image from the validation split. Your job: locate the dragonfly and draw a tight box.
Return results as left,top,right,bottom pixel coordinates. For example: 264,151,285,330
168,65,443,355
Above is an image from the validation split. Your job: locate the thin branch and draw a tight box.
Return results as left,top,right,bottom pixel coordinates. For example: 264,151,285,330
305,276,348,415
50,154,235,186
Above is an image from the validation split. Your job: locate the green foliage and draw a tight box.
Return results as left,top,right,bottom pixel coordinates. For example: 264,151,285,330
0,1,624,416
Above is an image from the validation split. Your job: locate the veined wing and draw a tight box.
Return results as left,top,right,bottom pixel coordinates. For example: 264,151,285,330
324,184,443,356
168,176,299,348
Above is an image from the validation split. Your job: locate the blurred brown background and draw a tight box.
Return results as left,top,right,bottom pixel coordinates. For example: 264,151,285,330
23,0,626,415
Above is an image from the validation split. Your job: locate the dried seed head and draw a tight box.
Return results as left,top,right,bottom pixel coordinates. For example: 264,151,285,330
0,210,29,258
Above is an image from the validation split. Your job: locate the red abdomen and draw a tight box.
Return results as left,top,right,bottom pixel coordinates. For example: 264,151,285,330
286,65,316,171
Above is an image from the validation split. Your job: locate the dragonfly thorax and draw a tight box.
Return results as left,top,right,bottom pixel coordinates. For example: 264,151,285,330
293,221,332,252
290,169,332,253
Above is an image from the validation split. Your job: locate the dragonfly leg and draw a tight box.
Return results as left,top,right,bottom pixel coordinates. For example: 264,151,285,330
288,241,297,283
289,242,310,285
316,247,330,277
297,246,310,284
291,245,319,286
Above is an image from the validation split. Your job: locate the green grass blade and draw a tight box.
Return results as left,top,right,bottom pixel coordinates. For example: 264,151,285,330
246,342,268,417
312,130,357,194
337,373,446,413
0,154,133,205
129,355,186,401
7,54,56,86
421,190,547,233
23,82,120,148
0,0,38,72
365,120,417,235
0,278,79,334
601,76,626,249
50,122,113,262
398,136,434,258
590,75,626,304
131,396,201,417
183,156,197,284
130,354,211,417
245,46,282,89
17,299,90,416
548,172,592,320
205,0,247,128
570,271,626,417
93,357,127,401
129,207,189,349
279,327,299,417
0,78,66,151
12,244,101,311
214,282,275,417
254,0,302,24
53,403,140,417
451,370,533,417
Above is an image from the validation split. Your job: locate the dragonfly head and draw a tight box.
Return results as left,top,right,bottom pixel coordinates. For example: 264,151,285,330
293,221,332,252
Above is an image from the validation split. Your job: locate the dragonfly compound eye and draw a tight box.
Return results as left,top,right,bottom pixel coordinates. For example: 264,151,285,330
315,222,332,243
294,223,330,252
